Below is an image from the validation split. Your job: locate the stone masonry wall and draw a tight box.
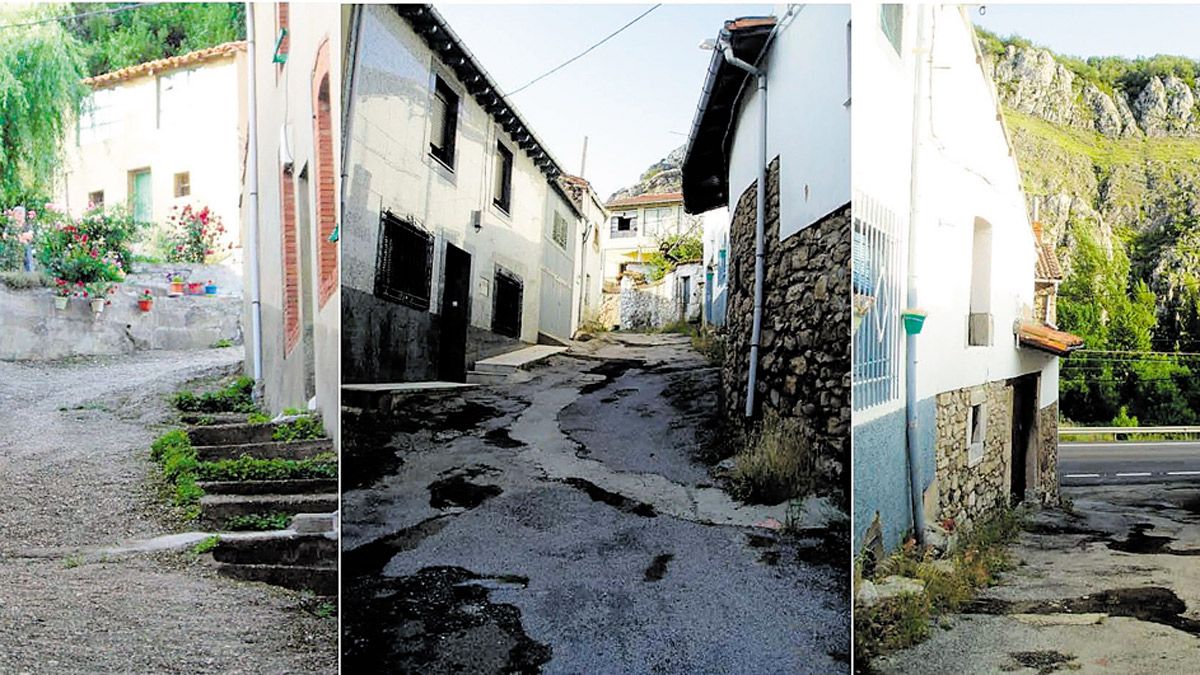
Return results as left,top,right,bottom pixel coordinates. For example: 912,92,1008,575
1036,401,1060,506
933,381,1013,532
722,157,851,492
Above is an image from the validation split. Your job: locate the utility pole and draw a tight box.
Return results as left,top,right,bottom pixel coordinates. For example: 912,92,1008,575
579,136,589,178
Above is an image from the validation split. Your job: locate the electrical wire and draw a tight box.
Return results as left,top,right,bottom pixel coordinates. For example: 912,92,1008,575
0,3,163,30
505,4,662,97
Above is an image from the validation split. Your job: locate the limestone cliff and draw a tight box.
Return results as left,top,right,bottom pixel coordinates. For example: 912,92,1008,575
606,146,685,203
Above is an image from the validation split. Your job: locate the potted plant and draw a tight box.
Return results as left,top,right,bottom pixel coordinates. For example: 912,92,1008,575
169,273,185,296
137,288,154,312
187,280,205,295
204,279,218,295
84,280,117,314
52,278,72,310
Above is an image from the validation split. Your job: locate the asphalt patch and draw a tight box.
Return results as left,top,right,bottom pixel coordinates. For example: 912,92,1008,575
1107,523,1200,556
561,477,657,517
483,427,525,449
1009,650,1077,674
428,475,503,510
579,359,641,396
342,566,551,674
343,516,450,577
970,586,1200,636
643,553,674,582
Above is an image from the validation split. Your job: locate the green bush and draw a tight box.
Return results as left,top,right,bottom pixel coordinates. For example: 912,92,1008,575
272,415,325,442
195,453,336,482
225,513,290,531
173,376,256,413
729,413,818,504
150,429,203,519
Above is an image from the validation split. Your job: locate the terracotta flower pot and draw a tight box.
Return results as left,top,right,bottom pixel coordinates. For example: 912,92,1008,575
169,281,185,296
138,299,153,312
54,296,69,310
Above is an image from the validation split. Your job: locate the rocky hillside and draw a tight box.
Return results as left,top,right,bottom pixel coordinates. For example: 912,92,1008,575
606,145,685,203
979,29,1200,342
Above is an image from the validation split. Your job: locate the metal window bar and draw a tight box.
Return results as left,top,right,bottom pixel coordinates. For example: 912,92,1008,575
852,191,906,410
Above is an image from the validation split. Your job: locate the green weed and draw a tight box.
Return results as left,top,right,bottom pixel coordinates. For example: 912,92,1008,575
225,513,290,531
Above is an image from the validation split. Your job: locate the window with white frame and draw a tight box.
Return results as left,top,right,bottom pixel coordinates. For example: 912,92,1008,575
78,89,120,144
852,192,905,411
967,403,986,466
642,206,678,237
611,213,637,238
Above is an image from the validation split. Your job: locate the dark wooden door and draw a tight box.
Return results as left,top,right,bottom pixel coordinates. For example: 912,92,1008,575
492,268,523,339
438,244,471,382
1010,375,1038,502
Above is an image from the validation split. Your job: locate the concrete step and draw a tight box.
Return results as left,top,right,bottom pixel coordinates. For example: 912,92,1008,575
200,492,339,525
466,370,510,385
198,478,337,496
212,533,336,567
291,512,337,534
194,437,334,462
188,422,275,446
473,345,566,374
341,381,476,413
181,412,247,426
215,562,337,596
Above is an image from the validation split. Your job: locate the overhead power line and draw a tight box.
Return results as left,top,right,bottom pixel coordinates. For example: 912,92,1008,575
506,4,662,97
0,3,163,31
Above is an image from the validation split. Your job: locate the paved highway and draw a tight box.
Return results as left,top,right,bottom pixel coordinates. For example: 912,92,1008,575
1060,440,1200,485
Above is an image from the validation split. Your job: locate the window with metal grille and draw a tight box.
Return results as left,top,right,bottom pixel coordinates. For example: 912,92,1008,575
852,192,905,411
429,76,458,169
374,211,433,310
880,4,903,56
551,212,568,249
493,142,513,213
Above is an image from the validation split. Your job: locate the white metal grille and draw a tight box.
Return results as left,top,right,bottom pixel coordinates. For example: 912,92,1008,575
853,191,906,410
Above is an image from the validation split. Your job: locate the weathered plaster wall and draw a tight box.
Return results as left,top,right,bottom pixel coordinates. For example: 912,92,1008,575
0,284,241,361
722,158,851,493
851,399,937,552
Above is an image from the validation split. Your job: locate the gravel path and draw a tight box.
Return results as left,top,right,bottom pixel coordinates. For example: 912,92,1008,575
0,349,337,674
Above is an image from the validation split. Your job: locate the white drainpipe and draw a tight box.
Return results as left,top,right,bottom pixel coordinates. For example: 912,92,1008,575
905,7,929,545
245,3,264,383
718,44,768,418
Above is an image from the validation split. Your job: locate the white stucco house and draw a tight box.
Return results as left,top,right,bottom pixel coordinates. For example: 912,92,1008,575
600,192,691,283
341,3,582,383
61,42,247,266
701,206,730,326
560,174,607,329
851,4,1081,556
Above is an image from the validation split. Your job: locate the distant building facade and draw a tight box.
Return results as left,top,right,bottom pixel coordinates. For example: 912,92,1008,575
61,42,247,265
600,192,691,282
341,4,581,383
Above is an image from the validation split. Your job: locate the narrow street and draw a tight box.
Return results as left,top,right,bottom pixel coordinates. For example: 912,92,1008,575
0,349,336,673
873,482,1200,674
342,333,850,674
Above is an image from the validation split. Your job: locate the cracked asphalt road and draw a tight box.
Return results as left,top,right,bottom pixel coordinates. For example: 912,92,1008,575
342,334,850,674
873,482,1200,674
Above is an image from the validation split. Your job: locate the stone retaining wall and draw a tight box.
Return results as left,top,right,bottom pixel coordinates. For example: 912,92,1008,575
933,381,1013,532
721,157,851,492
1036,401,1060,506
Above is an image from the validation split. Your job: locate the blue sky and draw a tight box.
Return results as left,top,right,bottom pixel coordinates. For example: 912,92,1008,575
437,4,772,200
973,4,1200,60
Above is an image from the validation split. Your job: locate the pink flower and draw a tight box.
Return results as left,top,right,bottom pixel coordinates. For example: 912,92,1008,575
17,231,33,244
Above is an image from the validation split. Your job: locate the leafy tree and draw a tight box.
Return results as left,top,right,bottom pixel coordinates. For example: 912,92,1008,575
0,6,87,207
61,3,245,78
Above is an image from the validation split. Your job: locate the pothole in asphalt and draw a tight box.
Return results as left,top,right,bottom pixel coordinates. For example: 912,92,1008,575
483,427,525,449
599,388,638,404
343,566,551,674
1107,523,1200,556
643,553,674,582
428,474,503,510
970,586,1200,637
1179,494,1200,516
343,516,450,577
561,477,657,517
1008,650,1077,674
1024,521,1107,537
579,359,641,396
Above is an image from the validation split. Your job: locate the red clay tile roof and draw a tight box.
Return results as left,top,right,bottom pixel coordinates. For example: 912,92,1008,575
1033,223,1062,281
1016,321,1083,356
606,192,684,209
84,41,245,88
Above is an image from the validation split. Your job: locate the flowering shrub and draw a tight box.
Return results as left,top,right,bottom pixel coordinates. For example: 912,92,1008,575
163,204,229,264
82,279,119,306
35,205,128,297
0,206,39,271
